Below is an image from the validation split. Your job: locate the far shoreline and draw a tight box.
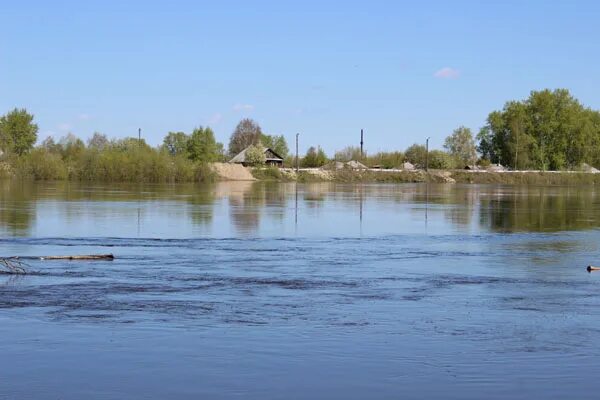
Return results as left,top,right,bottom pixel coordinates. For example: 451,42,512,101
246,166,600,185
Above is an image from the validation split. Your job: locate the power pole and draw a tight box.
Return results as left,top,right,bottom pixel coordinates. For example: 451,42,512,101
360,129,364,159
426,137,430,172
138,128,142,148
515,122,519,171
295,133,299,173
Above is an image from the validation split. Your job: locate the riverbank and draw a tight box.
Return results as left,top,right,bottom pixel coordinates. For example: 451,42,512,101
248,167,600,185
4,158,600,185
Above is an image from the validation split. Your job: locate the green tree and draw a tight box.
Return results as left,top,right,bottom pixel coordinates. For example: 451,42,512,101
302,146,328,167
366,151,404,169
0,108,38,155
334,146,362,162
187,127,220,162
59,133,86,161
113,137,152,152
476,126,497,162
428,150,455,169
479,89,600,170
245,144,266,166
444,126,477,166
404,144,427,167
41,136,61,153
88,132,109,151
228,118,262,156
163,131,189,156
261,134,289,158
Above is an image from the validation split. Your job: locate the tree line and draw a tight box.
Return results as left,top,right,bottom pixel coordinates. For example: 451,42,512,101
1,88,600,182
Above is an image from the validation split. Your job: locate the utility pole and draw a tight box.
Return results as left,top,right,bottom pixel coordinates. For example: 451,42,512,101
138,128,142,148
360,129,364,159
295,133,299,173
515,121,519,171
426,137,430,172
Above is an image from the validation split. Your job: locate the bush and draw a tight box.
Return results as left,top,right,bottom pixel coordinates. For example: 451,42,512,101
251,166,284,180
428,150,455,169
15,148,67,180
477,158,491,167
366,151,404,169
405,144,427,167
302,146,328,167
245,145,266,166
334,146,362,162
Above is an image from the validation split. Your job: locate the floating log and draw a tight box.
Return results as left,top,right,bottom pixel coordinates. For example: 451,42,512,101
587,265,600,272
39,254,114,261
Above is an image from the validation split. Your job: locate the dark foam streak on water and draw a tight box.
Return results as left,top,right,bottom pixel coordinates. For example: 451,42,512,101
2,182,600,399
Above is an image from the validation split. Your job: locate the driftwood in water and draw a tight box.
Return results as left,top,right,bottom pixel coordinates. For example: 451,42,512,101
1,254,114,275
0,258,30,275
587,265,600,272
39,254,114,261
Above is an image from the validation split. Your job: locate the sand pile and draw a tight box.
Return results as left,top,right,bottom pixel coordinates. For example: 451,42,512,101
210,163,256,181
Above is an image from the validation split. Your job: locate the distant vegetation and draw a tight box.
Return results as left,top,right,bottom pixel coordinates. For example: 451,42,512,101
478,89,600,170
0,115,292,182
2,89,600,183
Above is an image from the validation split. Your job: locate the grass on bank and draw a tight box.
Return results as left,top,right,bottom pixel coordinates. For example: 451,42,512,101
2,147,217,183
254,166,600,185
451,171,600,185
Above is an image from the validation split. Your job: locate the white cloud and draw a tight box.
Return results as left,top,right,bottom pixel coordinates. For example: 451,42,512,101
78,113,91,121
233,104,255,112
434,67,460,79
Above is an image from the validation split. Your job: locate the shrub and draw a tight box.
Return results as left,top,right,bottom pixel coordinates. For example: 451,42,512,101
245,145,266,166
428,150,455,169
366,151,404,169
302,146,328,167
251,166,283,180
15,148,67,180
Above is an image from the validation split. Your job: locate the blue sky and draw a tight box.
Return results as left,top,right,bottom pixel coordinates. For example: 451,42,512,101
2,1,600,154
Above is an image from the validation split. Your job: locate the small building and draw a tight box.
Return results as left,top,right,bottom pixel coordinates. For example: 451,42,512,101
229,146,284,167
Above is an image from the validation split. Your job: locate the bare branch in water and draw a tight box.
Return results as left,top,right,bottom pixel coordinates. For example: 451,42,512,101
0,258,30,275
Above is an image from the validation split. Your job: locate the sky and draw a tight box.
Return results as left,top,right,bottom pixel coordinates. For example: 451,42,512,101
2,0,600,154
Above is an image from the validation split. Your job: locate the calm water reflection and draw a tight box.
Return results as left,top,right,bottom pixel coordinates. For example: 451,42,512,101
2,181,600,237
2,181,600,399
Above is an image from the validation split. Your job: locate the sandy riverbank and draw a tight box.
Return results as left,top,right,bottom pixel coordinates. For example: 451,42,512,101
245,166,600,185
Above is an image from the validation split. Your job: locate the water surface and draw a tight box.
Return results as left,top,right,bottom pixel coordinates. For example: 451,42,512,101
2,181,600,399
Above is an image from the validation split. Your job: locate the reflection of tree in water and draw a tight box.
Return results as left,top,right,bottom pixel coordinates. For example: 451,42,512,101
403,184,600,233
442,186,477,228
262,182,288,222
226,182,264,233
404,184,476,228
226,182,291,233
480,187,600,232
303,183,327,210
0,181,35,236
187,184,216,226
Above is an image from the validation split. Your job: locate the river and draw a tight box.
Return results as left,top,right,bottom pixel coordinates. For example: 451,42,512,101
1,181,600,399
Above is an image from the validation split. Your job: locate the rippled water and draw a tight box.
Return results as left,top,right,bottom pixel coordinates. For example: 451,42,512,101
2,181,600,399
